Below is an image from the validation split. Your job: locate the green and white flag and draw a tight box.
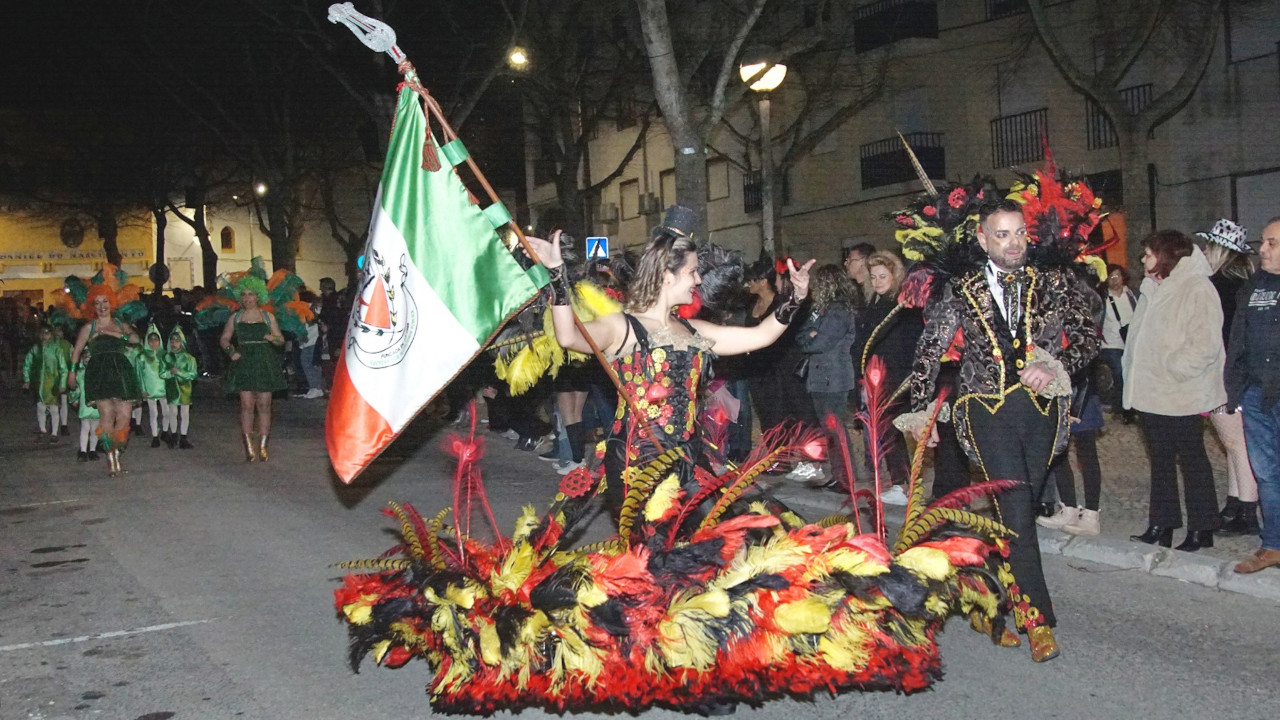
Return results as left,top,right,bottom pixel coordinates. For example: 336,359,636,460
326,85,547,482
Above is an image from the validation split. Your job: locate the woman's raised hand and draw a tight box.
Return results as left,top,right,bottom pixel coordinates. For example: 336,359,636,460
523,230,564,269
788,258,817,299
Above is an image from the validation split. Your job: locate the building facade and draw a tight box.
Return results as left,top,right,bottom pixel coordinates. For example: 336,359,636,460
527,0,1280,264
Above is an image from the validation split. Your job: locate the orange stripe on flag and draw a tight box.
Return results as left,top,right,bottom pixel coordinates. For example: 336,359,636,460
325,353,395,484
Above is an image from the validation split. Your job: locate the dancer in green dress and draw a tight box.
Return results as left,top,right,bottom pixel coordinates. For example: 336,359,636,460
70,291,142,476
221,275,286,461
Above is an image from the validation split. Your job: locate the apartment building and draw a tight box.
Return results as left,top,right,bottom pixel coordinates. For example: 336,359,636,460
525,0,1280,264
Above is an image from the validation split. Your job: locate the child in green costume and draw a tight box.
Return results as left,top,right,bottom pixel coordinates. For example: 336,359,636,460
70,353,101,462
22,326,68,444
52,325,74,435
132,324,169,447
161,327,198,449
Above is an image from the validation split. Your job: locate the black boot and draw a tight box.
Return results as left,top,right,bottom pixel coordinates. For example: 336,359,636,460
1219,496,1241,523
167,432,179,449
565,422,589,464
1174,530,1215,552
1130,525,1174,547
1228,501,1262,536
151,435,161,448
179,435,193,449
77,451,88,462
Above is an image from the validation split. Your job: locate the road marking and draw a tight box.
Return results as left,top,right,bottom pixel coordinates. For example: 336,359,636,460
1,499,80,510
0,619,216,653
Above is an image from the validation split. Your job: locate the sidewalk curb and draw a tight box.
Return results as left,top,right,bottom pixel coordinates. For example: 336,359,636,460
768,485,1280,605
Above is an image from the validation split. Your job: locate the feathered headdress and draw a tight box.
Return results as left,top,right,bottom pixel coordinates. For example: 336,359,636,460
194,257,315,338
890,176,997,308
53,264,148,327
1008,148,1111,279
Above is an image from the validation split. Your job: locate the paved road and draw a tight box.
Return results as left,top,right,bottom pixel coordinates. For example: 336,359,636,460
0,381,1275,719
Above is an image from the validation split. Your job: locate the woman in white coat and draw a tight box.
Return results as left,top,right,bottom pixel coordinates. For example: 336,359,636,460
1123,230,1226,552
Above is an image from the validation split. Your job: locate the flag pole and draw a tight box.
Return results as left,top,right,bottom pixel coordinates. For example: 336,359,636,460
327,4,667,454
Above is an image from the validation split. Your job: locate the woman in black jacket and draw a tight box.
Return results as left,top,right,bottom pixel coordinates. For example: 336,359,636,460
797,264,861,489
854,251,923,504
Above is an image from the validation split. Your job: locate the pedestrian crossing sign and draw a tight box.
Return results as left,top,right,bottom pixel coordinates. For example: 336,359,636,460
586,236,609,259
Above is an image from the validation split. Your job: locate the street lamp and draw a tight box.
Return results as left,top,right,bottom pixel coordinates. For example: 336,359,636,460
739,46,787,256
508,46,529,70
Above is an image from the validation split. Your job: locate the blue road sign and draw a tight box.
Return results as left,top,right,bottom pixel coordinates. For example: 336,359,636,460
586,236,609,259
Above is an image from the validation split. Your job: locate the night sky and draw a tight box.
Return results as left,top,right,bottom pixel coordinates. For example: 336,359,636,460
0,1,525,197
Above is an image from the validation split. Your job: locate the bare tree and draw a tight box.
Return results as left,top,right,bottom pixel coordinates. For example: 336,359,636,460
635,0,769,239
513,0,655,235
1027,0,1223,269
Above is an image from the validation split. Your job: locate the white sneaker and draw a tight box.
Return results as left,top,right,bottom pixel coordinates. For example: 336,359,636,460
1063,508,1100,536
303,388,325,399
1036,504,1080,530
553,460,583,475
879,485,909,506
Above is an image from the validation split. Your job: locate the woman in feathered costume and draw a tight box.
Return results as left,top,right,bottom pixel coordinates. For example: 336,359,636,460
65,265,148,476
197,259,312,462
526,206,815,524
329,205,1027,714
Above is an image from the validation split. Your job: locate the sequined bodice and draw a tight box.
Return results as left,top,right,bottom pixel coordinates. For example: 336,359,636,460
609,315,714,449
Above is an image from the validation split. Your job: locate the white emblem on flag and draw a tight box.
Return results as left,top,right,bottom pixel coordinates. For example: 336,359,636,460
351,249,418,368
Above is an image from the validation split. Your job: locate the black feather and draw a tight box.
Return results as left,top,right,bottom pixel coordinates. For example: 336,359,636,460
588,598,631,637
695,243,744,315
493,605,534,655
646,537,726,584
530,564,586,612
874,564,930,615
728,573,790,594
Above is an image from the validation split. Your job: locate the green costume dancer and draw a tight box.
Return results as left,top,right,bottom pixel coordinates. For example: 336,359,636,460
22,327,68,441
71,357,102,462
134,323,168,446
224,311,288,394
161,326,198,449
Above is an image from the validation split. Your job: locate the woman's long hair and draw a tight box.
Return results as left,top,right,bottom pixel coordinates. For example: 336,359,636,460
625,231,697,312
1203,242,1255,281
809,264,861,315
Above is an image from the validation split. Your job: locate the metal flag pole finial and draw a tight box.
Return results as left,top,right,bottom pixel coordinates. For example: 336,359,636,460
328,2,406,64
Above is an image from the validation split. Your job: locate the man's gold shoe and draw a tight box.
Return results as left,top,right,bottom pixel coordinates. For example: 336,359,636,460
1028,625,1060,663
969,611,1020,648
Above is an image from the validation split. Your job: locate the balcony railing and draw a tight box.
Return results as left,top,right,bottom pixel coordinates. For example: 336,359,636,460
986,0,1028,20
742,171,790,214
991,108,1049,167
860,132,946,190
1086,84,1154,150
853,0,938,54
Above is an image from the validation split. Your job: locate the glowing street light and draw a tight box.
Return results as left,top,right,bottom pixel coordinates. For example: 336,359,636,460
254,182,268,197
508,46,529,70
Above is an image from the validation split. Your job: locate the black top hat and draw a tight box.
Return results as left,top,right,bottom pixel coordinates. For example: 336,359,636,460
653,205,699,239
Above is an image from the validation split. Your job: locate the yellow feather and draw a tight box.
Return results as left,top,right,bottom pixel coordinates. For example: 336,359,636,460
510,506,542,543
478,619,502,666
672,588,731,618
774,598,832,635
896,546,954,581
643,473,682,522
490,543,535,596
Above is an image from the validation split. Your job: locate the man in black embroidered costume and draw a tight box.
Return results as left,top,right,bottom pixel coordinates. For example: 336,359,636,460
897,196,1100,663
